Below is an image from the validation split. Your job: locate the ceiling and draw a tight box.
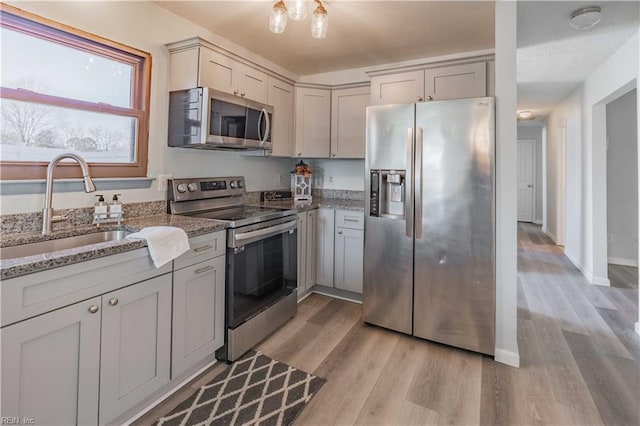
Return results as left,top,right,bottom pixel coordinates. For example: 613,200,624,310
154,1,495,76
517,1,639,120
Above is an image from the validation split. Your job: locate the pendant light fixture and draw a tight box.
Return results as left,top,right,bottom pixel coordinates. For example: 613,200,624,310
268,0,328,39
269,0,288,34
311,0,328,39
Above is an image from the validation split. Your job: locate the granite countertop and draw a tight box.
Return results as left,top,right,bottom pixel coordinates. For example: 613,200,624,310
0,214,227,280
249,197,365,212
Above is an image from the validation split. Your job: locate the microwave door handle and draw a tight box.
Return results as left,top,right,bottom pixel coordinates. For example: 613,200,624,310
257,109,263,141
261,108,271,144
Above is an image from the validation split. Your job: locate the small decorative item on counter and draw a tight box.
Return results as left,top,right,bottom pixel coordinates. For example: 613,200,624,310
291,160,312,202
93,194,124,226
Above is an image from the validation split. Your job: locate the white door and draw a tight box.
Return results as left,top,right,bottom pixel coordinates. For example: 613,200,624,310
517,140,535,222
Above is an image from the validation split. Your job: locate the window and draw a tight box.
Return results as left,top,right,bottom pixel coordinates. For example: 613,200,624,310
0,4,151,179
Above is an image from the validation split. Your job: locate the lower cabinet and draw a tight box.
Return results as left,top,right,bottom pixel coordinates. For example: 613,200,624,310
316,208,335,286
297,210,317,296
1,296,102,425
172,255,225,378
334,227,364,293
99,274,172,425
0,273,172,426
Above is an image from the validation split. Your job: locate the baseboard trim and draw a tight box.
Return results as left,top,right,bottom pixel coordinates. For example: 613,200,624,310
494,348,520,368
563,251,610,286
543,229,557,244
534,219,543,225
635,322,640,336
608,257,639,267
590,276,611,287
311,285,362,304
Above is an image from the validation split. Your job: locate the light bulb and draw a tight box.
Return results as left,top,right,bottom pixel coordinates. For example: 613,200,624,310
286,0,307,21
311,6,328,39
269,1,288,34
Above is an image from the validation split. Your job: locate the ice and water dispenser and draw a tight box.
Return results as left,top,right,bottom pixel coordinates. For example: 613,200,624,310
369,170,406,218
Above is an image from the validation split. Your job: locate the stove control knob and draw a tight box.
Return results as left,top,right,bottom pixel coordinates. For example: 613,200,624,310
230,181,238,189
237,180,245,188
187,183,198,192
176,183,188,193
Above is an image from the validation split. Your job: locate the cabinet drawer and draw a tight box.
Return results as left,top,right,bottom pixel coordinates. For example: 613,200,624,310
174,231,225,270
335,210,364,230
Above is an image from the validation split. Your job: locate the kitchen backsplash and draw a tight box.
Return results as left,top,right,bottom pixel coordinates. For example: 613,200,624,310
245,189,364,203
0,200,167,236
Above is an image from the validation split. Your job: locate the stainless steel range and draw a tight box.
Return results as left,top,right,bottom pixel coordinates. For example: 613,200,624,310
168,176,298,362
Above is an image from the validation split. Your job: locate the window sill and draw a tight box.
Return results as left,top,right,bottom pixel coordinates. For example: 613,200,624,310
0,177,155,195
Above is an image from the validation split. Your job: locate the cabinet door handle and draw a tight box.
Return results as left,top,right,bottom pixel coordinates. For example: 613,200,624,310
240,92,246,97
108,298,119,306
297,152,302,156
417,96,423,102
426,96,433,101
195,265,214,274
194,245,213,253
337,230,343,235
88,305,99,314
233,90,239,95
331,153,336,157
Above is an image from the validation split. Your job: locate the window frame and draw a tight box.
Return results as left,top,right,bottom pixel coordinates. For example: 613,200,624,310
0,3,152,180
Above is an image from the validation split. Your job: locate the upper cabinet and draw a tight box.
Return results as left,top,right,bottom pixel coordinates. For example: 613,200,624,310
424,62,486,101
268,77,295,157
169,41,270,105
370,70,425,105
330,86,370,159
370,61,490,105
294,87,331,158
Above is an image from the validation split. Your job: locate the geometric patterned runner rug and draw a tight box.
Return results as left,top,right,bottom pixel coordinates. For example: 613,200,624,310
155,351,325,426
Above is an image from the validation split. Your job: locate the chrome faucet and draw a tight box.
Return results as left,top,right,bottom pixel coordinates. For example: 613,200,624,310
42,153,97,235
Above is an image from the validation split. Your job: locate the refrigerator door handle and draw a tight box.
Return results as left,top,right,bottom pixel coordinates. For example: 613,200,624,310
415,127,423,239
406,128,414,238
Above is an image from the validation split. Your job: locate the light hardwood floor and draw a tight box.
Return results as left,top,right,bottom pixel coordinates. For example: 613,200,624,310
136,223,640,425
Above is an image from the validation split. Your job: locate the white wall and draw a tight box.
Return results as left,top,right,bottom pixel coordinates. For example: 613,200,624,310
546,31,639,285
606,89,638,264
494,1,519,368
517,125,543,223
1,1,295,215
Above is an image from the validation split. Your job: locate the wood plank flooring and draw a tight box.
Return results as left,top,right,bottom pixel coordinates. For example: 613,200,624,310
136,223,640,425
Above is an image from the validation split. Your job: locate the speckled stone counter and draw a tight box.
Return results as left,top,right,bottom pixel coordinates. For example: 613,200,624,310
248,197,365,212
1,214,227,280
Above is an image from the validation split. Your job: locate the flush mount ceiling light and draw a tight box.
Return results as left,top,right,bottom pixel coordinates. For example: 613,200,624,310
269,0,328,39
569,6,602,30
517,110,535,120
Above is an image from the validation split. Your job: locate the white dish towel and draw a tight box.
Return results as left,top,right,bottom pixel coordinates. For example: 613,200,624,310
127,226,190,268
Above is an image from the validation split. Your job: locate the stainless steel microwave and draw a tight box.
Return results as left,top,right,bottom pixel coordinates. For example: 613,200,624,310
168,87,273,150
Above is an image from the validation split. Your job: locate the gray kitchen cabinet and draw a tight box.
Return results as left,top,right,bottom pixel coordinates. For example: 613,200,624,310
268,77,295,157
168,40,268,104
297,209,318,297
370,61,489,106
305,209,317,292
294,87,331,158
99,274,172,425
424,62,487,101
334,210,364,294
1,296,102,425
172,255,225,379
316,208,335,287
330,86,370,158
370,70,425,105
297,212,308,297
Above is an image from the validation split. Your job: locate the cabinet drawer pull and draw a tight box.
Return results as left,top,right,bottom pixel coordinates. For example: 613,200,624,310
193,245,213,253
195,265,214,274
108,298,119,306
88,305,99,314
344,217,360,223
338,230,343,235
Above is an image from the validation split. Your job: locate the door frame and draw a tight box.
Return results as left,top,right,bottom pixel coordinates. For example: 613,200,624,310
517,139,536,223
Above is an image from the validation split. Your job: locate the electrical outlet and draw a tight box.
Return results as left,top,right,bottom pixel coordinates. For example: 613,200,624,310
157,174,172,192
276,174,282,185
329,176,334,183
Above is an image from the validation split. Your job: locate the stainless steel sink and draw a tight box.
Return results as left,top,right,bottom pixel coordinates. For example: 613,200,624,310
0,230,133,260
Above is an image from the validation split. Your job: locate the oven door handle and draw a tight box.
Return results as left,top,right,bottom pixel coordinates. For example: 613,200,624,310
234,220,296,242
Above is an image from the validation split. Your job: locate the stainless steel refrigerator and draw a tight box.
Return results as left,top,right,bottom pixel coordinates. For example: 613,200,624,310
363,97,495,355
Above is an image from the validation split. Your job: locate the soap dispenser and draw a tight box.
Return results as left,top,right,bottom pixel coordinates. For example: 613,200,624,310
109,194,123,222
94,195,108,220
